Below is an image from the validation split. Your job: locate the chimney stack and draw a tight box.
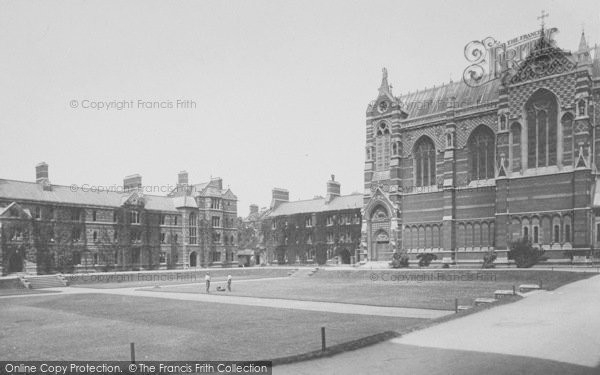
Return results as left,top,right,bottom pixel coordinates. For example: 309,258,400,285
270,188,289,209
36,162,49,184
249,204,259,215
123,174,142,193
209,177,223,190
178,170,189,186
326,174,341,203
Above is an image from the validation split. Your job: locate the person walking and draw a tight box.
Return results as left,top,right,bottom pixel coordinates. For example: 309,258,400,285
205,272,211,293
227,274,232,292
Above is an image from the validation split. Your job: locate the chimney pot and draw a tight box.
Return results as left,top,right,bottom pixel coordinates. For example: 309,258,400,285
123,174,142,193
326,175,341,203
36,162,49,184
178,170,189,185
270,188,290,209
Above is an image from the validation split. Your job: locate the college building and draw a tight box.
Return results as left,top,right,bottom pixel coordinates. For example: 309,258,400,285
261,176,363,265
362,27,600,263
260,26,600,266
0,163,238,275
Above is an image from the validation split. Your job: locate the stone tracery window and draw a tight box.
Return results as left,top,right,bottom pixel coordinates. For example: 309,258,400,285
526,89,558,168
510,122,521,171
375,122,391,171
414,136,436,187
468,125,495,180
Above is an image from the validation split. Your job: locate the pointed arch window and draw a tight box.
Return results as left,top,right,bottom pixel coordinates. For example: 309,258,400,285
414,137,436,187
375,122,391,171
510,122,521,172
561,113,574,165
499,114,507,131
526,89,558,168
577,99,587,117
468,126,495,180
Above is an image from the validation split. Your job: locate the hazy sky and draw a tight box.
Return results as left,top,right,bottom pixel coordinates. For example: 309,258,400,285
1,0,599,216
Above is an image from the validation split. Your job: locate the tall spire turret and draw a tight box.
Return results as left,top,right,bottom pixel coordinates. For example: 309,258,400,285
576,30,592,64
379,67,390,94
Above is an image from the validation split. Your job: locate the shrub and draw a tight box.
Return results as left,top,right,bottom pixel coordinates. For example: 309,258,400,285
508,237,545,268
390,252,409,268
482,251,497,268
416,253,437,267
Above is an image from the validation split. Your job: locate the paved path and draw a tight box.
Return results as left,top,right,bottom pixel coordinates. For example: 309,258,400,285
33,285,452,319
276,274,600,374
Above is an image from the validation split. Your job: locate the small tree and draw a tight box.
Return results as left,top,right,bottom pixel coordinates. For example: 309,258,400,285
482,250,497,269
390,252,409,268
416,253,437,267
508,237,544,268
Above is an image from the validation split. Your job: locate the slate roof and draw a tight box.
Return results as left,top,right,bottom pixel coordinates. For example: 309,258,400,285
399,78,500,118
269,194,363,217
0,179,177,212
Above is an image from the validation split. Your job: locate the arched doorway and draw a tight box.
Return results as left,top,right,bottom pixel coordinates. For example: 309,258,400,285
369,204,392,261
7,247,24,273
189,251,198,267
338,248,351,264
373,230,390,260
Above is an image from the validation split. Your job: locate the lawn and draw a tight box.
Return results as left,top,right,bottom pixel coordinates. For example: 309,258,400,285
0,288,57,296
1,268,594,362
151,269,595,310
68,268,292,289
0,293,424,361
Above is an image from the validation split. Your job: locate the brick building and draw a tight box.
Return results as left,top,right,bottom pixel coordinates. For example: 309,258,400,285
262,176,362,265
0,163,237,275
362,28,600,263
236,204,270,266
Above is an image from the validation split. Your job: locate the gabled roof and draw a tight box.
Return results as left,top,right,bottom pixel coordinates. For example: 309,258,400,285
221,188,238,200
268,194,363,217
0,202,32,219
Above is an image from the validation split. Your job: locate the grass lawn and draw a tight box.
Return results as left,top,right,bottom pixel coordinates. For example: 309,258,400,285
0,293,424,361
0,288,57,296
152,269,595,310
69,268,291,289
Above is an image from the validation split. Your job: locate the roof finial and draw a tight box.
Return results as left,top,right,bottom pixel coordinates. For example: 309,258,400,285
537,10,549,30
379,67,389,92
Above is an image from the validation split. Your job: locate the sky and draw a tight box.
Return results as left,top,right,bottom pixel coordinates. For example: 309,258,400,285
1,0,599,217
